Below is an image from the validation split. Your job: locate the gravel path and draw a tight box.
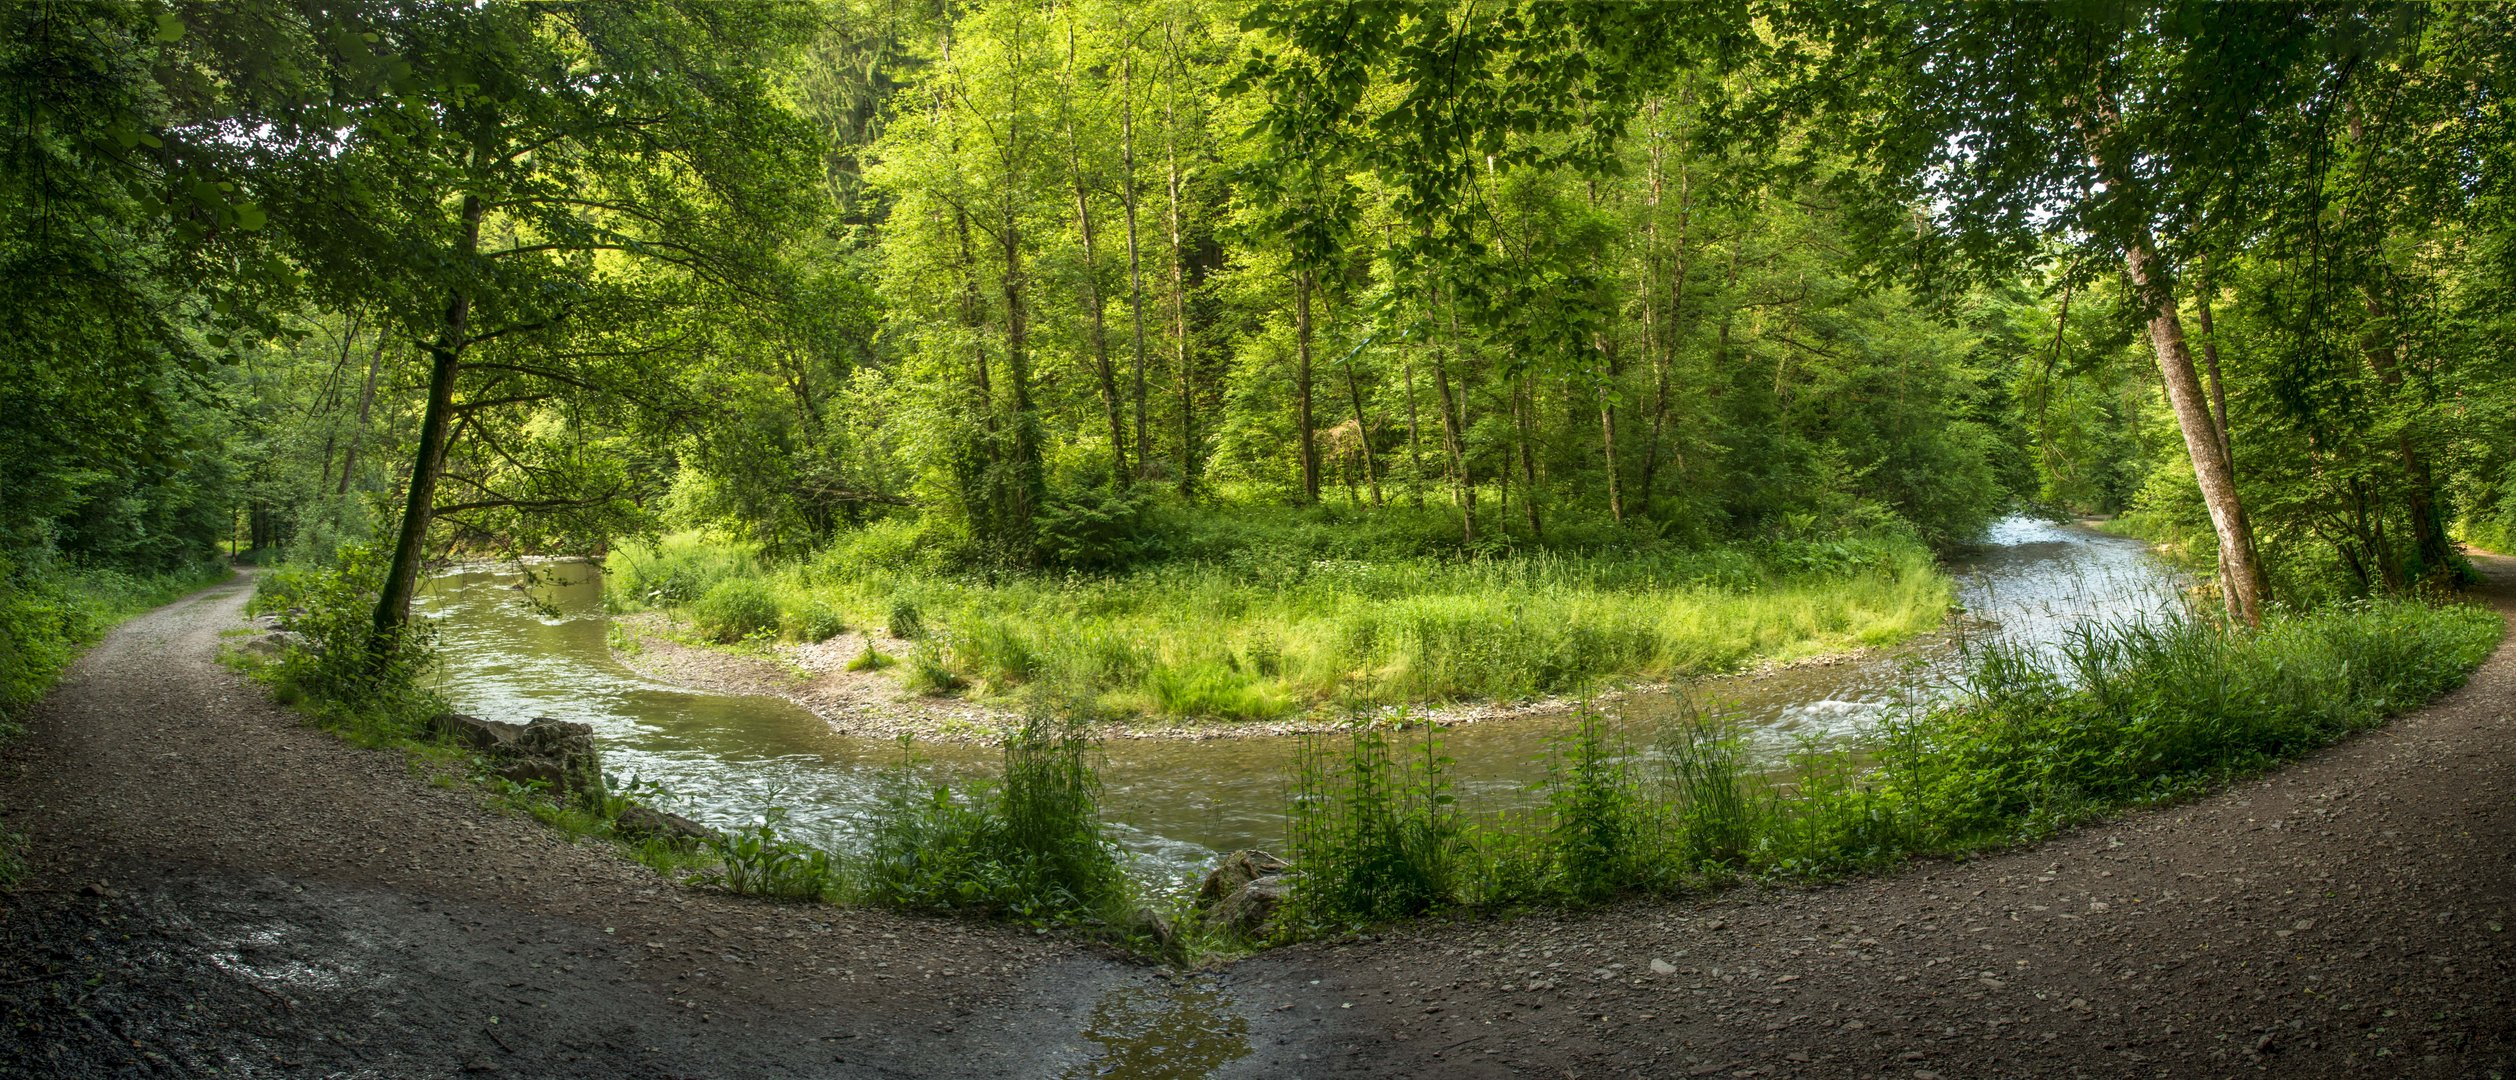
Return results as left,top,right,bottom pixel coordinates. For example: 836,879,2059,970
3,561,2511,1078
1228,553,2516,1078
0,574,1163,1079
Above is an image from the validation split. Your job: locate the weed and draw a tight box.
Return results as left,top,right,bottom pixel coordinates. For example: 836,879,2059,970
847,643,895,672
690,577,778,644
700,808,839,900
1281,715,1460,933
858,718,1133,925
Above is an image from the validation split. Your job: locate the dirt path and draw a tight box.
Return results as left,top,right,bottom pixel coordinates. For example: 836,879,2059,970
4,562,2513,1078
1229,554,2516,1078
0,574,1183,1079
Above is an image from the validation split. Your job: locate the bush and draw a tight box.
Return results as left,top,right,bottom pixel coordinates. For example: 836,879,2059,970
886,597,925,640
0,554,225,731
605,533,758,609
858,719,1132,923
847,643,895,672
700,809,839,900
690,577,778,644
1281,717,1461,933
778,593,846,642
249,543,439,741
1036,485,1166,572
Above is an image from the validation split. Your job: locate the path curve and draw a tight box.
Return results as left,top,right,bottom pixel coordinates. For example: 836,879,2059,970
0,573,1166,1079
2,562,2512,1078
1231,553,2516,1077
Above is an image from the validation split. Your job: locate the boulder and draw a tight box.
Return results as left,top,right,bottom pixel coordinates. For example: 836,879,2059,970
431,714,603,800
1196,849,1287,906
1122,906,1186,962
497,718,603,798
614,804,717,847
1210,874,1293,938
426,712,527,752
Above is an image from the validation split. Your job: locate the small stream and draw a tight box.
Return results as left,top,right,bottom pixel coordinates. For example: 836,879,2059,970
414,516,2182,886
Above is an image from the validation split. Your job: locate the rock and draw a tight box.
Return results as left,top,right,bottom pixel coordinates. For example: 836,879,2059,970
1650,958,1678,975
615,804,716,847
1122,906,1186,961
427,712,527,752
496,718,603,798
432,714,604,801
1210,874,1293,937
1197,849,1288,906
237,630,300,658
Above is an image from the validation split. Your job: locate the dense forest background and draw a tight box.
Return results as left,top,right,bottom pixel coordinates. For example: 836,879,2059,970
7,0,2515,719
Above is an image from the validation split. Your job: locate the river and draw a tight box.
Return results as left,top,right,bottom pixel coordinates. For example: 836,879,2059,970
413,515,2180,885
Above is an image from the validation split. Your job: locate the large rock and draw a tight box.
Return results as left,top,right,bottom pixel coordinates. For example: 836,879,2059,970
1197,849,1292,937
614,804,717,848
426,712,528,751
1209,874,1293,938
1196,849,1287,906
430,713,603,801
499,718,603,798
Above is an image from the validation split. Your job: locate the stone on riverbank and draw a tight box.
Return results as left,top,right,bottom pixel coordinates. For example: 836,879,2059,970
1197,849,1291,937
614,804,717,848
427,713,604,799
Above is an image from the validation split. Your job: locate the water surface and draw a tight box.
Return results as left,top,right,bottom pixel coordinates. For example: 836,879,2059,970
415,516,2180,882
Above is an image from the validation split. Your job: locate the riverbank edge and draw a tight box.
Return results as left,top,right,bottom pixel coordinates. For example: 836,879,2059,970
604,605,1912,745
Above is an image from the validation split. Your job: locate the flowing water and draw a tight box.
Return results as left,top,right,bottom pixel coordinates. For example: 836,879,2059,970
414,516,2181,885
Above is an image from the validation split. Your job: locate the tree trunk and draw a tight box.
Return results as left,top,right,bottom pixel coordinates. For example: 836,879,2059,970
2358,290,2456,579
1164,77,1195,497
1342,343,1381,506
1515,373,1542,540
1401,350,1426,507
1293,270,1320,504
1596,330,1623,522
1119,53,1152,480
1071,163,1128,482
337,331,387,497
2124,238,2268,625
374,194,482,641
2191,276,2232,461
1432,297,1475,544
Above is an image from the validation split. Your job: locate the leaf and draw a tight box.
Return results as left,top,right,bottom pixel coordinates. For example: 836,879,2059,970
233,202,268,231
154,12,185,42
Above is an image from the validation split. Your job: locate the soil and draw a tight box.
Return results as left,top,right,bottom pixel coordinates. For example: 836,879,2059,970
3,558,2512,1078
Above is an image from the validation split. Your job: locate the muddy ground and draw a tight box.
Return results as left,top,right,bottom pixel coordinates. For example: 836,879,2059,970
3,561,2512,1078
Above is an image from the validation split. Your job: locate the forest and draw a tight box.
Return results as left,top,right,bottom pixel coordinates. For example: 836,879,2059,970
5,0,2516,955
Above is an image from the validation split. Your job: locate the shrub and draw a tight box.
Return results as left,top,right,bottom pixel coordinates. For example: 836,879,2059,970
858,719,1131,923
847,643,895,672
605,533,758,609
690,577,778,644
249,543,439,741
701,809,839,900
886,597,925,640
1281,717,1461,933
903,638,964,694
778,593,846,642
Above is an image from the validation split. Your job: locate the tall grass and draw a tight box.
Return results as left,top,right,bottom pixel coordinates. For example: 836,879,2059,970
1267,596,2500,935
856,717,1135,925
609,526,1950,722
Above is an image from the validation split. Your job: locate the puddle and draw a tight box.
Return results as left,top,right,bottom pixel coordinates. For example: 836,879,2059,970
1062,977,1252,1079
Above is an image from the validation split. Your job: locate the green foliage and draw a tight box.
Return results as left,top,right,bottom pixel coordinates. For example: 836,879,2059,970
248,544,438,741
700,809,841,901
0,556,226,732
689,578,780,644
1269,596,2497,936
1281,718,1461,932
885,597,927,640
858,720,1132,924
846,644,895,672
637,525,1949,722
606,535,761,609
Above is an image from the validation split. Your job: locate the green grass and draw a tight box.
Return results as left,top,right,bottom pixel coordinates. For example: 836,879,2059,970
0,556,231,732
609,512,1953,722
1265,595,2501,936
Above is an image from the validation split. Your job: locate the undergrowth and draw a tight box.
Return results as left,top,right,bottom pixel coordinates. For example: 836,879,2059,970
608,520,1952,723
1267,596,2500,937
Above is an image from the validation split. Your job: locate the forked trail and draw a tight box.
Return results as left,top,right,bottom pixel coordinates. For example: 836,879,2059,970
4,560,2512,1078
